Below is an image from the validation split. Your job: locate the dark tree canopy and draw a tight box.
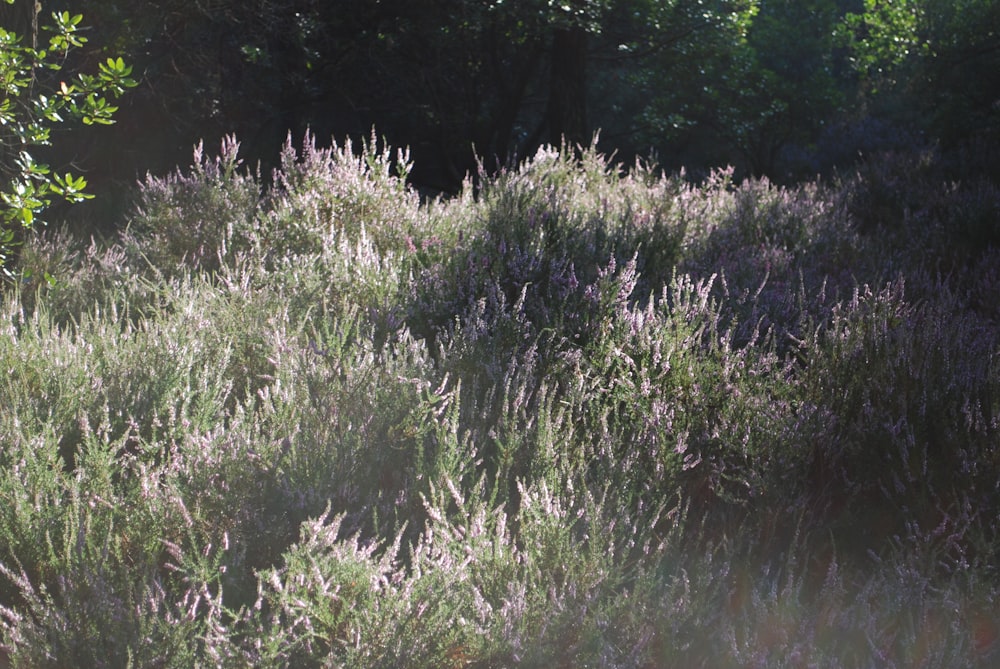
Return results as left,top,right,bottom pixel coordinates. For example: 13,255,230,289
23,0,1000,207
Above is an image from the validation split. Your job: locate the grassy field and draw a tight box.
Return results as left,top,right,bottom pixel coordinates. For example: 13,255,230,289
1,135,998,667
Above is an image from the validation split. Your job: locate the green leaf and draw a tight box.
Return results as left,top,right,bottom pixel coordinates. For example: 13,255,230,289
0,7,134,277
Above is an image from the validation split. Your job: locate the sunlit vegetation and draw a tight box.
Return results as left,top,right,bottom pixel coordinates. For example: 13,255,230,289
1,135,998,666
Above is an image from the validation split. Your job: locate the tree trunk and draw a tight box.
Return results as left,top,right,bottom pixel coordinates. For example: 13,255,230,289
546,25,588,148
0,1,39,47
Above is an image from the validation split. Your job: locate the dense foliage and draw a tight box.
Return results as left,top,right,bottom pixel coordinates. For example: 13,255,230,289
1,135,998,666
32,0,1000,208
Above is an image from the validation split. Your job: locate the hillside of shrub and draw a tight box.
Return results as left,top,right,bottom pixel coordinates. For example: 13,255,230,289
1,134,999,667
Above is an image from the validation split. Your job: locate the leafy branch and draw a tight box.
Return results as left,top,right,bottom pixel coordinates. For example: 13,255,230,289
0,1,136,277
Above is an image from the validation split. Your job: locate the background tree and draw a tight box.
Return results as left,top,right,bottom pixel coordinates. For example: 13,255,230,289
45,0,773,194
840,0,1000,176
610,0,858,178
25,0,1000,217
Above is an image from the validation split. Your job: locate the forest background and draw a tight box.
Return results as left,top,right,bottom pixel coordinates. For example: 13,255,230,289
4,0,1000,223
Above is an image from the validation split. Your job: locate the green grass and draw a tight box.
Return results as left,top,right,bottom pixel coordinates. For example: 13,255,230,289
1,134,998,667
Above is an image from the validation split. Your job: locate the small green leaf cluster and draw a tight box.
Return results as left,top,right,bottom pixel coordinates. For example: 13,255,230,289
0,3,136,276
838,0,927,91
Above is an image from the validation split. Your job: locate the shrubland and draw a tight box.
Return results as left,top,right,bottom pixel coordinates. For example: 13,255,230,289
1,134,998,667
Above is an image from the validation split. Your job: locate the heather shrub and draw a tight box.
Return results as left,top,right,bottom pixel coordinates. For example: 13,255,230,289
937,178,1000,257
263,131,425,260
9,228,158,329
795,277,1000,561
839,147,941,235
124,135,261,275
676,170,868,354
123,132,430,337
407,144,688,347
574,267,818,514
0,479,211,669
0,348,222,666
2,135,1000,667
233,475,681,668
834,146,1000,277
